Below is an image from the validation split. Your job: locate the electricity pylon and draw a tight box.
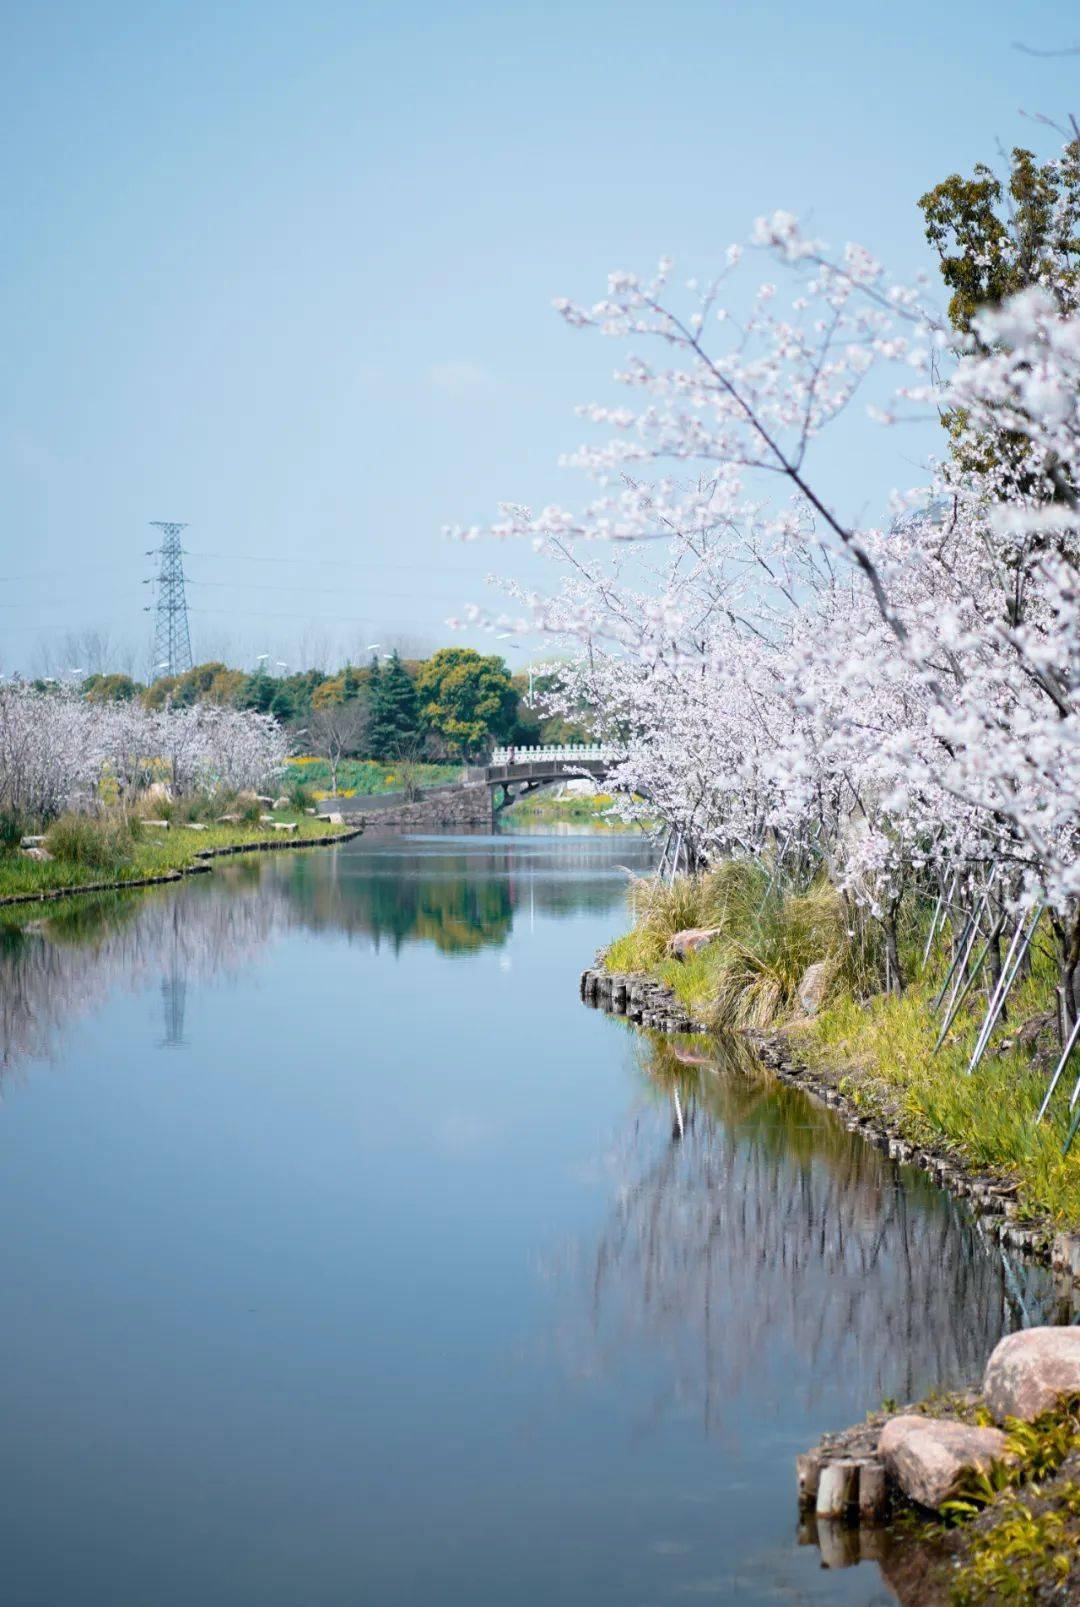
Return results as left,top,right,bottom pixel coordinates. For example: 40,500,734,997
147,522,193,677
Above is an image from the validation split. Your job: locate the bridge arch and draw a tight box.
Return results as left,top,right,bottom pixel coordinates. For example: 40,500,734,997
473,745,619,813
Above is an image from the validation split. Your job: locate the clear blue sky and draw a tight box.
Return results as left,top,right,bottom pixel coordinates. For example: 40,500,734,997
3,0,1077,675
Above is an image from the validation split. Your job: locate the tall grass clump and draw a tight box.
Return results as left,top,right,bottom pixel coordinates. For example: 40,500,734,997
709,878,882,1030
604,858,884,1029
0,811,28,851
44,812,141,873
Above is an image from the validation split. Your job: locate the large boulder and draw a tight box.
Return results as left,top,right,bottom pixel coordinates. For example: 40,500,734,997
667,927,723,960
983,1327,1080,1423
878,1415,1011,1510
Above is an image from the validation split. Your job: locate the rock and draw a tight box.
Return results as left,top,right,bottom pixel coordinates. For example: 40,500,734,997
19,835,46,847
983,1327,1080,1422
797,960,831,1017
271,821,297,832
877,1415,1010,1509
20,846,53,861
273,796,289,810
142,818,169,829
183,821,208,831
326,812,343,825
667,927,723,959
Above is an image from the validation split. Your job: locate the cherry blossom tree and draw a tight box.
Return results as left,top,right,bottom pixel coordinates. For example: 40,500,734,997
455,134,1080,1026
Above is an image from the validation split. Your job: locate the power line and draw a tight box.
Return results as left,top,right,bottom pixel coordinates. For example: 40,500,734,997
184,548,477,576
190,606,448,626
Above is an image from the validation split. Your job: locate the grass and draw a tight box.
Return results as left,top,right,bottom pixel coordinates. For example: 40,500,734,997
502,790,646,828
929,1398,1080,1603
285,757,459,799
605,862,881,1025
0,805,352,903
601,857,1080,1226
799,952,1080,1225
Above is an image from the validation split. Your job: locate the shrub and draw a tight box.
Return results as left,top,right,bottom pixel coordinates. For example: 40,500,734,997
0,811,28,851
233,792,262,825
284,776,317,811
45,812,140,873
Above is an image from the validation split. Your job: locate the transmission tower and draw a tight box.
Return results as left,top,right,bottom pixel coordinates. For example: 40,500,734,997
147,522,193,677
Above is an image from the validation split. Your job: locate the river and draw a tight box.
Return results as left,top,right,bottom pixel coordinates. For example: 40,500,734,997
0,829,1061,1605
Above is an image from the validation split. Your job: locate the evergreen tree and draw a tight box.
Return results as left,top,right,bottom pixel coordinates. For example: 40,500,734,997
367,650,419,759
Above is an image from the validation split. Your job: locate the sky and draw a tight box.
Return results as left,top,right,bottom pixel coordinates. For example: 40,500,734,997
3,0,1078,677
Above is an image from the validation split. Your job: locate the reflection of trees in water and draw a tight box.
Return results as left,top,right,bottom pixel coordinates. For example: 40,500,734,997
266,835,650,954
0,882,288,1074
271,854,514,955
555,1033,1061,1432
0,835,650,1072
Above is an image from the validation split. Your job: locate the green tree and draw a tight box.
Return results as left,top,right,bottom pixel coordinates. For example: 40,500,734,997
919,141,1080,338
367,651,419,759
416,648,518,758
83,673,143,703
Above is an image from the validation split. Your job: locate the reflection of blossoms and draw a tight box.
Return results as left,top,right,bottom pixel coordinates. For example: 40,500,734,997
548,1039,1058,1429
0,879,288,1073
457,148,1080,1021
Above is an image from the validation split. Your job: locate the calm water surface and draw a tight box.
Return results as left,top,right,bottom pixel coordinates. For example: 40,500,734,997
0,831,1060,1605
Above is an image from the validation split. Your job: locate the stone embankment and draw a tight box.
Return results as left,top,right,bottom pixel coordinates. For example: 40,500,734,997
319,784,493,830
579,964,708,1034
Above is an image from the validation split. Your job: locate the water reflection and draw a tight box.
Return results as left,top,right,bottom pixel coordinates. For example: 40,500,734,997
0,831,1060,1606
0,831,652,1074
555,1030,1062,1426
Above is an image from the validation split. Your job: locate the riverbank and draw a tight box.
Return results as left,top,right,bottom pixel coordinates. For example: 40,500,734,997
582,959,1080,1602
592,867,1080,1234
581,963,1080,1276
0,812,359,909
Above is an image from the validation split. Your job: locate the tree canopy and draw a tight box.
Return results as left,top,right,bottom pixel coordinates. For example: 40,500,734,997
415,648,518,757
919,141,1080,337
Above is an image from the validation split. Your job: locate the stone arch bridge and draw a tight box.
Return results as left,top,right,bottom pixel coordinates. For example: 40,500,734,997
316,745,619,829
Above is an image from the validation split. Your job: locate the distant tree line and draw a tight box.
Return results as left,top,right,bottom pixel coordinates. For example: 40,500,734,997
54,646,590,761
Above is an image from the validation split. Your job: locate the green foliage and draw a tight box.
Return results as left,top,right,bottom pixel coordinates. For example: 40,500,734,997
285,757,458,796
82,673,143,703
367,651,420,759
415,647,518,757
807,941,1080,1224
945,1402,1080,1603
709,878,881,1030
919,140,1080,337
952,1488,1080,1604
0,810,349,902
44,812,140,873
0,811,28,851
605,861,879,1027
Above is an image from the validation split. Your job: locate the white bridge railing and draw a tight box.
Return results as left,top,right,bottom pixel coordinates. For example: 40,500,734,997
488,743,618,766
